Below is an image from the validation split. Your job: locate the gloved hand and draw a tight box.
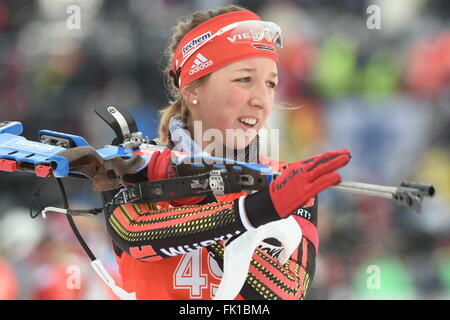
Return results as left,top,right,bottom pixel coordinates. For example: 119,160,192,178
57,146,146,191
146,148,177,181
147,148,206,206
243,149,351,228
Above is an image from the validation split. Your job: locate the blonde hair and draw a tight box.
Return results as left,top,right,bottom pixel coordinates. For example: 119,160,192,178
159,5,247,145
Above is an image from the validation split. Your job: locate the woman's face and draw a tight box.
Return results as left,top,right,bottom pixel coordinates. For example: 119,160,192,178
186,57,278,153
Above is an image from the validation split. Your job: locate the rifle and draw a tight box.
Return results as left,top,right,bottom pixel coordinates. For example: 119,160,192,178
0,105,435,213
0,105,436,299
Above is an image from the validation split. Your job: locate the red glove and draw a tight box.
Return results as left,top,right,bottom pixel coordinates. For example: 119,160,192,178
270,148,351,217
244,149,351,227
147,148,205,206
147,148,176,181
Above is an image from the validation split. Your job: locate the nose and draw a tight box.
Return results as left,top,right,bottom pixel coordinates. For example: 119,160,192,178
248,81,271,111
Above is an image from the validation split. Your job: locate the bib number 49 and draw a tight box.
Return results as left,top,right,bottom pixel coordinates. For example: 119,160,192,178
174,250,222,299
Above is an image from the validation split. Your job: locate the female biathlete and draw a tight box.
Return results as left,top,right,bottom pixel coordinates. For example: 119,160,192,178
104,5,351,300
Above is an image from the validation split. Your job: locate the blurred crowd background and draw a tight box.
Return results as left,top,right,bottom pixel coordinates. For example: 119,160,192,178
0,0,449,300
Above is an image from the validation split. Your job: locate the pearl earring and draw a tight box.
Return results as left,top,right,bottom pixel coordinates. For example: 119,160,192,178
192,99,198,105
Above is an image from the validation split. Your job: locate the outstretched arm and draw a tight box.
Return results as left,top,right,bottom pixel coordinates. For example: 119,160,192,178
106,196,248,262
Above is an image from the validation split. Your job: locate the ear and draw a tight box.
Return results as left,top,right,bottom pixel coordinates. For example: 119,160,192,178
181,84,200,105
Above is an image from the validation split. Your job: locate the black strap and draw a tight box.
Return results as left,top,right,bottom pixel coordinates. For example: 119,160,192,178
108,171,245,207
55,178,97,261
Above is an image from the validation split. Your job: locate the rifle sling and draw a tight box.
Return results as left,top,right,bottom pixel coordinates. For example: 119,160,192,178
109,171,245,207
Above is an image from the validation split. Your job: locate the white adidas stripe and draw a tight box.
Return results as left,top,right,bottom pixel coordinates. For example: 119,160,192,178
196,53,208,62
191,53,209,68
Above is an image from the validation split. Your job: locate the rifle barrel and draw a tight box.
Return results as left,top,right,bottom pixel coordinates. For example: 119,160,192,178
330,181,398,199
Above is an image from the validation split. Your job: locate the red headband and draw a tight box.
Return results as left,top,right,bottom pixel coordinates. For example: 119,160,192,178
173,10,280,89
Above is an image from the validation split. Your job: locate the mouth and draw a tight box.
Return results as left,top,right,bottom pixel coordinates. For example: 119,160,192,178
238,117,259,129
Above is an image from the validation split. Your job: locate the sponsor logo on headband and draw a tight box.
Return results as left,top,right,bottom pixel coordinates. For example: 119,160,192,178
228,30,272,43
189,52,213,75
182,32,212,57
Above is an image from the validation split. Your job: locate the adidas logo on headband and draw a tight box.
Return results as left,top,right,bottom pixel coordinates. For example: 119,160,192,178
189,53,213,75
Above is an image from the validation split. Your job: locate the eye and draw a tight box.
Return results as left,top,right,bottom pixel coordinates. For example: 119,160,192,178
234,77,251,82
266,81,277,88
